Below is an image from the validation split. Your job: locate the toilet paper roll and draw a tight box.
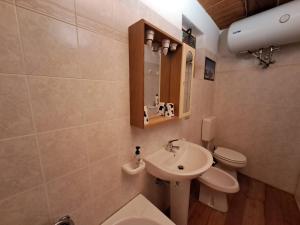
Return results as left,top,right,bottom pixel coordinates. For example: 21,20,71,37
155,94,159,106
158,102,165,116
165,103,175,117
144,106,149,125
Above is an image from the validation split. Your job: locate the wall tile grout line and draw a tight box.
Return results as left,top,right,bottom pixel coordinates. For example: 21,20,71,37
0,184,45,205
4,5,52,221
1,0,15,5
14,3,128,45
18,9,54,217
26,78,53,222
0,133,36,143
69,0,96,202
216,62,300,74
0,115,130,143
12,0,25,75
35,134,53,224
73,0,80,51
45,165,89,187
15,4,76,27
0,72,130,83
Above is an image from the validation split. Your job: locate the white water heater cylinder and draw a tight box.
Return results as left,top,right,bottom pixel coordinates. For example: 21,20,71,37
227,1,300,53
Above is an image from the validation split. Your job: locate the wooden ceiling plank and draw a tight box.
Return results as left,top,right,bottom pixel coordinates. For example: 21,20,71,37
197,0,293,29
198,0,224,9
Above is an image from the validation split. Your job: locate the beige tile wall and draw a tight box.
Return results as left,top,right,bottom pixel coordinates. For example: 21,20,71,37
0,1,215,225
214,30,300,194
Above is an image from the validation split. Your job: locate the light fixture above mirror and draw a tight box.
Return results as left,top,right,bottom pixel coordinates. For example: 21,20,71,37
146,29,154,47
170,43,178,51
145,30,178,56
162,39,170,55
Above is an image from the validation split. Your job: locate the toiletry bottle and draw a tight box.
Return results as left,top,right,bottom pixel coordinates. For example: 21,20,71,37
135,146,141,167
155,94,159,106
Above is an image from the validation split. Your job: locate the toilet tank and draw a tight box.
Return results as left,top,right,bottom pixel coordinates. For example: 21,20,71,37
202,116,216,142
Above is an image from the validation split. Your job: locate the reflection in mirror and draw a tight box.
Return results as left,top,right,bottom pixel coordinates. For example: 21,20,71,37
144,45,161,117
183,51,193,113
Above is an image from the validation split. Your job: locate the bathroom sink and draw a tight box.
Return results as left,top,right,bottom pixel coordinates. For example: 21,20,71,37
144,140,213,181
114,217,161,225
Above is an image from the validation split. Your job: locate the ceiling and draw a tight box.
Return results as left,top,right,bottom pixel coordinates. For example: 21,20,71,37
198,0,293,29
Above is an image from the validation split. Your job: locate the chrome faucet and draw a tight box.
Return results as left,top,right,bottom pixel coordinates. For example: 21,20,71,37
54,216,75,225
166,139,180,152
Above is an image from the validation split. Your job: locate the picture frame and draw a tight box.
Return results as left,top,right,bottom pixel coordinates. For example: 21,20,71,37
204,57,216,81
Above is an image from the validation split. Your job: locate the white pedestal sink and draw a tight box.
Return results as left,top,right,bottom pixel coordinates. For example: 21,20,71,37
144,140,213,225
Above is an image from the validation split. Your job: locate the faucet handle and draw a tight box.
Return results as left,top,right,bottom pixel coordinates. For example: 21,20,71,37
54,216,75,225
168,138,180,143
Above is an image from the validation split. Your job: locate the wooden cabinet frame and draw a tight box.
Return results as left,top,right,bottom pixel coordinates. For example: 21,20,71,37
128,19,182,128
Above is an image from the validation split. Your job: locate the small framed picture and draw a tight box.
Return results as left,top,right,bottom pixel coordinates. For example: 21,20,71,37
204,57,216,81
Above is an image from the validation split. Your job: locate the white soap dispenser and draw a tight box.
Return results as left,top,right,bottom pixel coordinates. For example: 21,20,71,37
122,145,145,175
135,146,141,167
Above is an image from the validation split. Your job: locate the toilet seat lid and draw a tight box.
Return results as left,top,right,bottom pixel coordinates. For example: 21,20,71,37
214,147,247,163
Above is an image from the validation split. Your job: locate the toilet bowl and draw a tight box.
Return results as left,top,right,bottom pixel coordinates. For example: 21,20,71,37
214,147,247,168
198,167,239,212
213,147,247,178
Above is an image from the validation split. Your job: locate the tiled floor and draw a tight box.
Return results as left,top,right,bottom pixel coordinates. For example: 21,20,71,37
188,174,300,225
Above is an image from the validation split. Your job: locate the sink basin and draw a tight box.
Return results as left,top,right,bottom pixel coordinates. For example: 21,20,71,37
144,140,213,181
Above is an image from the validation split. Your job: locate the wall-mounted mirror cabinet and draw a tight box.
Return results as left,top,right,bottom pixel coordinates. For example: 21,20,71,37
129,19,194,128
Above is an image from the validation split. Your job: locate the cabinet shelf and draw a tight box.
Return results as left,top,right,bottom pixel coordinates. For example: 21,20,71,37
145,116,178,128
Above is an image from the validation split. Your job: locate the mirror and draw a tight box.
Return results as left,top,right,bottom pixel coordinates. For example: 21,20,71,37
179,43,195,118
183,51,193,113
144,45,161,116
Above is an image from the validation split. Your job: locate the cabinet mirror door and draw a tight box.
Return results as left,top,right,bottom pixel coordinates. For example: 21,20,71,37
183,51,193,113
144,44,161,117
180,44,195,118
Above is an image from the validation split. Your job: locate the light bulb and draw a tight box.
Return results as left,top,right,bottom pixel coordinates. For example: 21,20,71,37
161,39,170,55
170,43,177,51
152,42,159,52
147,39,152,47
163,47,168,55
146,29,154,48
158,47,162,54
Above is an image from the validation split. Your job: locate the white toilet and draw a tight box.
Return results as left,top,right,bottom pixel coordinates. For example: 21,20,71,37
197,116,247,212
213,146,247,178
